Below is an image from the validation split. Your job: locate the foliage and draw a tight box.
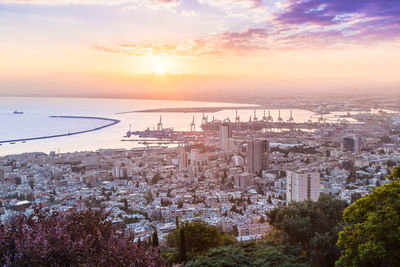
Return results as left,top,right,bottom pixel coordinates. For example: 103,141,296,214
167,220,235,257
187,242,308,267
0,206,164,266
179,227,187,263
387,164,400,181
152,230,159,247
267,194,347,267
336,180,400,267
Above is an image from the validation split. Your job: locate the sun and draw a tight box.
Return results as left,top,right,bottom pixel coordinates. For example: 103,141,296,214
153,63,165,74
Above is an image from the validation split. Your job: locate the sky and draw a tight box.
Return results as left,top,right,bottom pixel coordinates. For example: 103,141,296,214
1,0,400,99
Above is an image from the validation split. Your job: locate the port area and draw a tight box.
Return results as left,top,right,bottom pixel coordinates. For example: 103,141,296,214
0,115,120,144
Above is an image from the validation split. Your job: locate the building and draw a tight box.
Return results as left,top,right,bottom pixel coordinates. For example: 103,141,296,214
238,223,270,237
220,122,233,152
286,170,320,202
0,169,4,183
234,173,253,188
178,147,188,172
188,148,208,175
343,135,361,153
247,140,269,174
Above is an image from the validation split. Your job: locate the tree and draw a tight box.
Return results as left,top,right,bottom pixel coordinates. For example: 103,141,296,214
259,215,265,224
336,180,400,267
267,194,347,267
187,242,307,267
179,228,187,263
146,191,154,204
15,177,21,185
122,198,128,209
0,206,164,266
153,230,159,247
167,220,235,257
388,164,400,181
29,180,34,190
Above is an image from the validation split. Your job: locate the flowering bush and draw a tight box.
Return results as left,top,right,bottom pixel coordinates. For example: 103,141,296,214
0,206,165,266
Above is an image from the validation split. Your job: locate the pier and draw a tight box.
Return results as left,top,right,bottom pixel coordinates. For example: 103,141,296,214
0,115,120,144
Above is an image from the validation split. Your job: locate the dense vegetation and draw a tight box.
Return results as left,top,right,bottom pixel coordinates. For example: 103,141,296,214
165,219,236,264
336,166,400,267
187,242,307,267
0,207,164,266
267,194,347,267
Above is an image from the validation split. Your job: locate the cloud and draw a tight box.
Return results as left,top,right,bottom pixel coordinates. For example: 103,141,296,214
94,28,270,57
0,0,177,5
274,0,400,42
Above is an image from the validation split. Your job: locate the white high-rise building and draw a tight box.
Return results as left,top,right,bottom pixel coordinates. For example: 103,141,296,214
220,122,233,152
286,170,320,202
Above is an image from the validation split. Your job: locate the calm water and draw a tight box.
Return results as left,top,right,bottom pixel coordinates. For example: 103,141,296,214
0,97,320,156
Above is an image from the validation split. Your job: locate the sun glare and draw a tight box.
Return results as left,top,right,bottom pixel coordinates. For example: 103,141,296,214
153,63,165,74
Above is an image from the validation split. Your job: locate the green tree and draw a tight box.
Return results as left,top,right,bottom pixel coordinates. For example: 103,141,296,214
267,194,346,267
336,180,400,267
167,220,235,257
179,227,187,263
152,230,159,247
187,242,307,267
388,164,400,181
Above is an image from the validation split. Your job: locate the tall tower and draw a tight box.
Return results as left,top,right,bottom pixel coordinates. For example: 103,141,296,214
286,170,320,202
220,122,233,152
247,139,269,174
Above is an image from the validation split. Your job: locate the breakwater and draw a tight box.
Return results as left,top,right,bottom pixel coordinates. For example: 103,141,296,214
0,116,120,144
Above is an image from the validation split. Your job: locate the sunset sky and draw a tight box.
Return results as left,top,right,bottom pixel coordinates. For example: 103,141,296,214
1,0,400,98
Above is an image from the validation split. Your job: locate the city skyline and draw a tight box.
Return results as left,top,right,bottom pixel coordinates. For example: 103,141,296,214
1,0,400,99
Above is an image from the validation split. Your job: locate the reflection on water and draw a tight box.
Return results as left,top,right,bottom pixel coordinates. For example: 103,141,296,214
1,97,380,156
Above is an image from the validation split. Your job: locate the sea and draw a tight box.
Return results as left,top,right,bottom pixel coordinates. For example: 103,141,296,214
0,97,340,156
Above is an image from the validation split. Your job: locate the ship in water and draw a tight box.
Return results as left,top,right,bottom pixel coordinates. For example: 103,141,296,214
13,110,23,114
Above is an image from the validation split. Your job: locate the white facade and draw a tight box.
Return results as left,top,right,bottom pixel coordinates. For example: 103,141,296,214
286,170,320,202
220,123,233,152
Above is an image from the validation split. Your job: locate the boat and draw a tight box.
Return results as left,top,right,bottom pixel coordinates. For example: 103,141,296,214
13,110,24,114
